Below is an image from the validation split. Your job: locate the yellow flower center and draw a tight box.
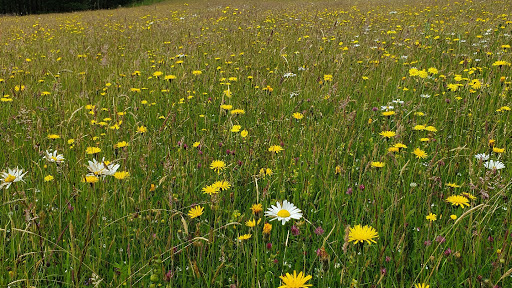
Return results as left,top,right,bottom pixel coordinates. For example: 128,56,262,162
4,174,16,183
277,209,291,218
51,156,58,161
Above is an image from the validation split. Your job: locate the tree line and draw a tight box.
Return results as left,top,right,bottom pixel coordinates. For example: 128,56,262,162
0,0,141,15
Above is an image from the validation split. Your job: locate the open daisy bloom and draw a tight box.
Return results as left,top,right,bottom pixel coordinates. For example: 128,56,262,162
87,158,120,177
265,200,302,225
278,270,312,288
1,167,28,190
43,150,65,163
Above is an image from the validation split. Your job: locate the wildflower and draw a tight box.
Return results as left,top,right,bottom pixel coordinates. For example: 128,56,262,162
484,160,505,170
450,214,457,220
43,150,65,163
446,195,470,208
413,148,428,159
446,183,461,188
371,161,385,168
413,125,426,131
212,180,231,191
245,219,257,227
394,143,407,149
202,185,220,195
462,192,476,200
474,153,489,161
137,126,148,133
164,75,176,80
241,130,248,138
323,74,333,82
237,234,252,241
1,167,27,189
210,160,226,173
379,131,396,138
47,134,61,139
192,70,202,76
220,104,233,110
87,158,120,177
335,165,342,174
425,126,437,132
493,147,505,153
83,175,99,184
188,206,204,219
251,203,263,215
268,145,284,153
414,284,430,288
292,112,304,120
265,200,303,225
278,270,312,288
230,109,245,115
113,171,130,180
263,223,272,234
152,71,163,77
426,213,437,222
86,147,101,155
492,60,511,67
231,125,241,132
348,224,379,245
381,111,395,116
114,141,129,149
44,175,54,182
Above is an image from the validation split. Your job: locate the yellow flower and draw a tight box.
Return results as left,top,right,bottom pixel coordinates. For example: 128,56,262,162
379,131,396,138
263,223,272,234
202,185,220,195
220,104,233,110
446,195,470,208
450,214,458,220
241,130,248,138
413,125,426,131
231,125,241,132
348,224,379,245
237,234,252,241
230,109,245,115
245,219,257,227
323,74,333,82
446,183,461,188
137,126,148,133
493,147,505,153
164,75,176,80
188,206,204,219
114,141,129,149
210,160,226,173
414,284,430,288
425,126,437,132
83,175,99,184
113,171,130,180
44,175,54,182
86,147,101,154
425,213,437,221
278,270,312,288
153,71,163,77
212,180,231,191
292,112,304,120
371,161,385,168
251,203,263,215
47,134,61,139
381,111,395,117
192,70,202,75
268,145,284,153
413,148,427,159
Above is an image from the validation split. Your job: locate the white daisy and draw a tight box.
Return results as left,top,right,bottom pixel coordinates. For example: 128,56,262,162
265,200,302,225
484,160,505,170
474,153,490,161
0,167,28,190
87,158,120,177
43,150,65,163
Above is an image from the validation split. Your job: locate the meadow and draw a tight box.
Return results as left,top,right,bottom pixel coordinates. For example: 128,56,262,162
1,0,511,287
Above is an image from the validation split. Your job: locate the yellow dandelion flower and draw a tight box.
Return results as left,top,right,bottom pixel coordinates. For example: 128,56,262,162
188,206,204,219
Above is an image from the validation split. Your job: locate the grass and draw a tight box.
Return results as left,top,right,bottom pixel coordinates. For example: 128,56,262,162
0,0,511,287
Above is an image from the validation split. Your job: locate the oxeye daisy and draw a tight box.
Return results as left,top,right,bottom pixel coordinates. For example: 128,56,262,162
43,150,65,163
265,200,302,225
484,160,505,170
1,167,28,190
278,270,312,288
